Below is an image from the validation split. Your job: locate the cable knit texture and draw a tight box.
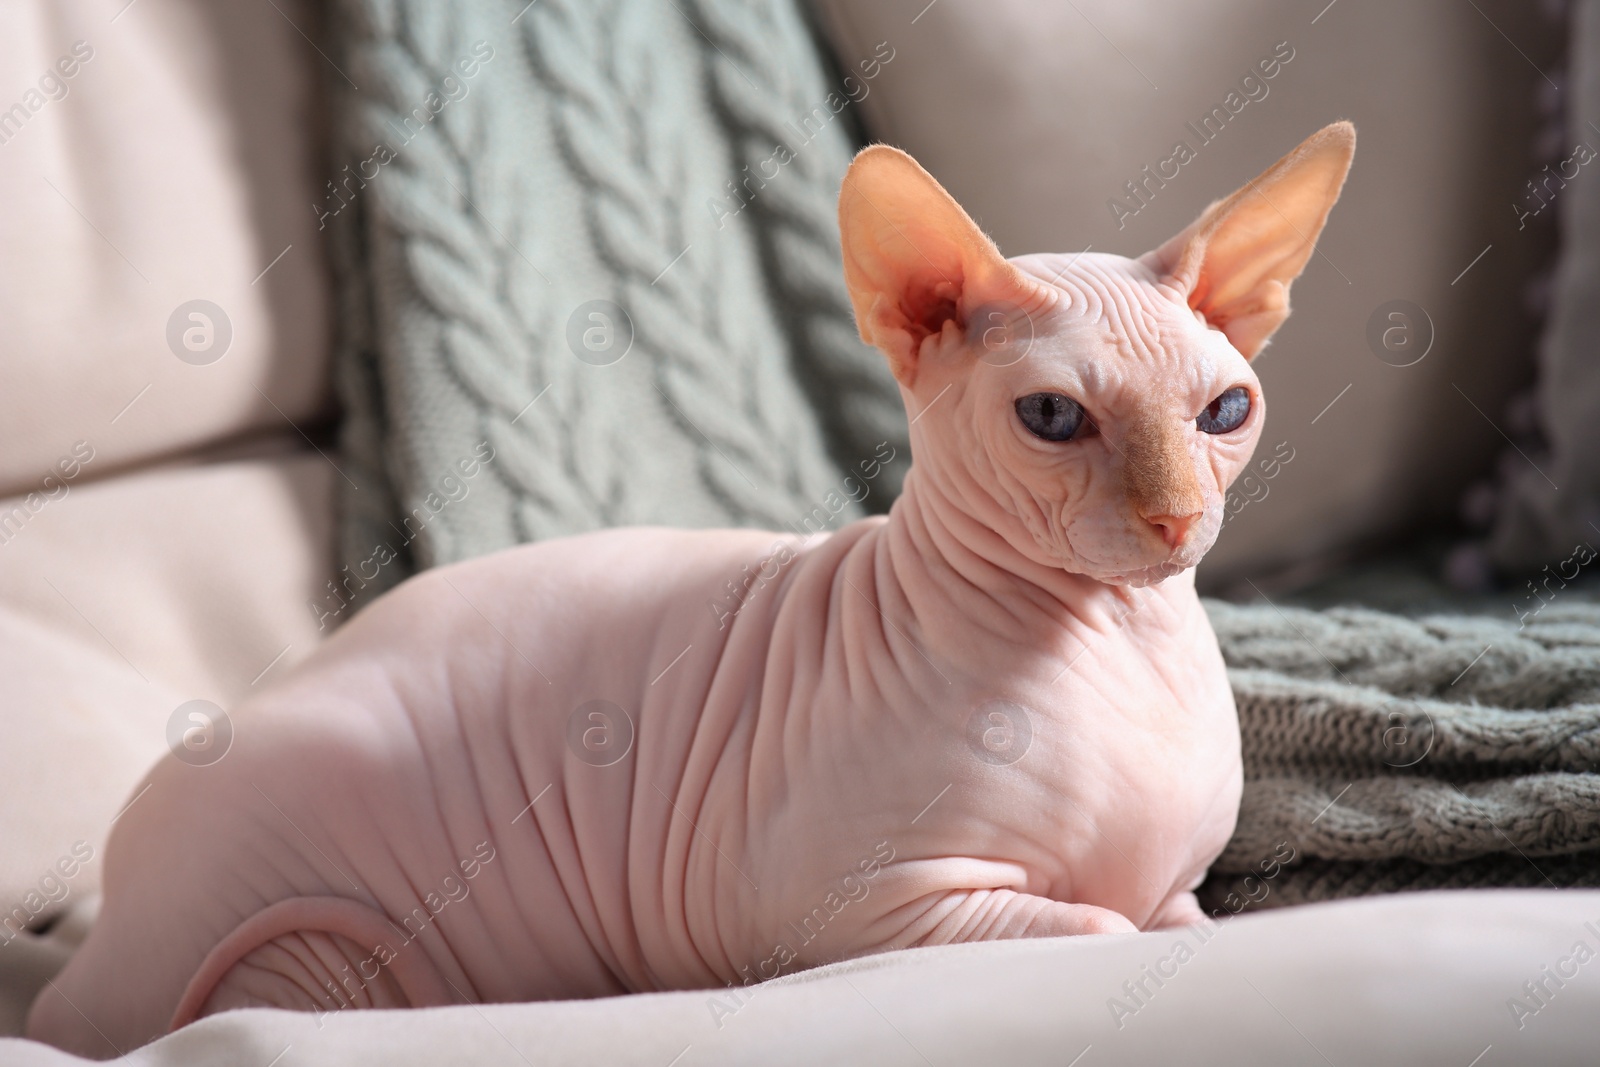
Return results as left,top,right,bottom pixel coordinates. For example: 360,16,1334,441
1201,599,1600,911
326,0,909,608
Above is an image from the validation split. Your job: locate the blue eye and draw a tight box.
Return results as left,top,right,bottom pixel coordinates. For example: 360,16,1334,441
1015,392,1085,442
1197,387,1251,434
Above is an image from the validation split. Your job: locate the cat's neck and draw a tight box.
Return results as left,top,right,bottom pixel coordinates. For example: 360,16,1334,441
872,464,1194,673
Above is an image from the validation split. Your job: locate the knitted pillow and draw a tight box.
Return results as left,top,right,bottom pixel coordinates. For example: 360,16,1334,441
324,0,908,613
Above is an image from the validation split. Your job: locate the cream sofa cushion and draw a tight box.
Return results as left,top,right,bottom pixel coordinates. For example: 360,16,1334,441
0,0,332,499
0,451,335,910
2,889,1595,1060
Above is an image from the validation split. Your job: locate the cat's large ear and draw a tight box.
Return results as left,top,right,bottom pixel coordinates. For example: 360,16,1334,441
839,145,1048,385
1141,121,1355,360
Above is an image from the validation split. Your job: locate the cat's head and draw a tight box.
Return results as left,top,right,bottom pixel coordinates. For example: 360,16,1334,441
839,122,1355,586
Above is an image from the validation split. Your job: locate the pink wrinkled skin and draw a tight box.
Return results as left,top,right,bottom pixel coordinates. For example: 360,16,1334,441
30,123,1353,1057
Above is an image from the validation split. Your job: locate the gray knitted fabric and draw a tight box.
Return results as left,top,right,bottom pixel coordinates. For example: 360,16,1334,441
1200,599,1600,912
326,0,908,607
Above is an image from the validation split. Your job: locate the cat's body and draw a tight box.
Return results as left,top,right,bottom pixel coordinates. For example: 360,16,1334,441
28,499,1234,1054
30,124,1353,1057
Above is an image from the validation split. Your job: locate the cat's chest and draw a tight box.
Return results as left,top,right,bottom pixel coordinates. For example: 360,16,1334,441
1018,592,1241,912
1057,598,1231,735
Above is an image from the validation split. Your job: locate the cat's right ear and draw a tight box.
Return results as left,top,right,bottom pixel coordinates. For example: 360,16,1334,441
839,146,1048,386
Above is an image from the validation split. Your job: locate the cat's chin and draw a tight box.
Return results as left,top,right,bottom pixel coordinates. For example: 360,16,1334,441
1088,560,1192,588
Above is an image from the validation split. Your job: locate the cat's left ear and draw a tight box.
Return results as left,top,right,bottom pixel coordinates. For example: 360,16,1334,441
1141,121,1355,360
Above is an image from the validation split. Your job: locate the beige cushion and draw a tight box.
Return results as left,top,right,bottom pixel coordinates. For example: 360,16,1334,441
0,450,335,909
0,0,332,500
2,888,1595,1058
813,0,1555,586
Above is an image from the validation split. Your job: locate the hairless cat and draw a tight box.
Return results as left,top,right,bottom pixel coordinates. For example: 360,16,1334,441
31,122,1354,1056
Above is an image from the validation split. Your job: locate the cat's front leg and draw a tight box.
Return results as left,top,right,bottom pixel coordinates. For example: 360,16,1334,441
897,889,1138,945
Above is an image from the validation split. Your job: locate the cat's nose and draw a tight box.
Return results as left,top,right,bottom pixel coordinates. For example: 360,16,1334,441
1144,511,1200,549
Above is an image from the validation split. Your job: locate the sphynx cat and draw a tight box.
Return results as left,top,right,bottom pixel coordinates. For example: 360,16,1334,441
31,122,1354,1056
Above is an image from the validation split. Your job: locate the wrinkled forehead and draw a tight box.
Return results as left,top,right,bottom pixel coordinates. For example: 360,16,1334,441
992,252,1242,399
1011,251,1197,340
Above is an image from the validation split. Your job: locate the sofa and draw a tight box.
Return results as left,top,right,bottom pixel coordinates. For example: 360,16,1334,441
2,0,1596,1062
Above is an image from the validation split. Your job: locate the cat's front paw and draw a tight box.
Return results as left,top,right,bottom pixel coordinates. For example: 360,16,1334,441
1147,890,1208,931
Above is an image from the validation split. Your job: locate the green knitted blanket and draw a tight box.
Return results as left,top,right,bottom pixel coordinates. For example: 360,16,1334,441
325,0,1600,910
1202,600,1600,912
